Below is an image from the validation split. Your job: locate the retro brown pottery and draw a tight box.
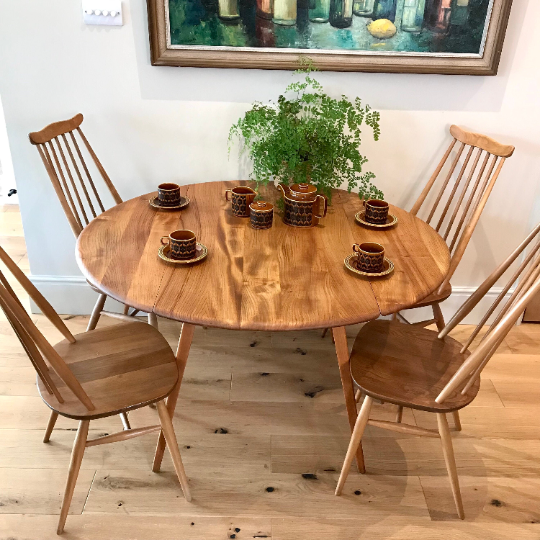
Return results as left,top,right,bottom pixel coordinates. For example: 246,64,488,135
277,183,328,228
157,183,181,207
353,242,385,273
249,201,274,230
364,199,389,225
161,230,197,260
225,186,257,217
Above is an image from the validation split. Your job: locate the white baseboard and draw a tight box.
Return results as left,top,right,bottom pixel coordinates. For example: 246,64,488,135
29,275,511,325
397,286,512,326
29,275,125,315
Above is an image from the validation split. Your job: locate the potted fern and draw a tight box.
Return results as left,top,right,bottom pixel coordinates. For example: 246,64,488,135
228,62,383,205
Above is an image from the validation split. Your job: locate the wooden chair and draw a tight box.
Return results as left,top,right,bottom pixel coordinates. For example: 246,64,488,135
0,244,191,534
336,221,540,519
28,113,158,331
397,125,515,331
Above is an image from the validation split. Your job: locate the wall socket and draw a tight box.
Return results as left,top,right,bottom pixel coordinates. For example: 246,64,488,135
82,0,123,26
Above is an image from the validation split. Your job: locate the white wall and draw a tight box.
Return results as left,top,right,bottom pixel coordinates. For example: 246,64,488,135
0,0,539,317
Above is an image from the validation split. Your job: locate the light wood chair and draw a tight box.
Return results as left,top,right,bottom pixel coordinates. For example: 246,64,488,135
397,125,515,331
28,113,158,332
336,221,540,519
0,244,191,534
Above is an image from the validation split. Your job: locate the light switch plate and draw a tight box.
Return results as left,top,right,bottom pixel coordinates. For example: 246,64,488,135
82,0,123,26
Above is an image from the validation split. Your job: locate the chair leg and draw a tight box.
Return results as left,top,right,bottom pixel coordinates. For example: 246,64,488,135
87,293,107,332
432,303,446,332
155,400,192,502
123,304,130,315
148,312,159,329
354,389,362,403
336,395,373,496
436,413,465,520
120,412,131,430
57,420,89,535
452,410,462,431
395,406,403,423
43,411,58,443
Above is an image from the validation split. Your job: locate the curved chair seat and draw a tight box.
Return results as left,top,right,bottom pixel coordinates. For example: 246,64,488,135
38,322,178,420
350,320,479,413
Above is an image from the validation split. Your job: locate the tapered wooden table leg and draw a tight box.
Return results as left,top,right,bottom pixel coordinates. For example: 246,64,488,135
153,322,195,472
332,326,365,473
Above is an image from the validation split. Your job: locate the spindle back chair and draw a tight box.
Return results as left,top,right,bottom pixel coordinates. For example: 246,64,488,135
401,125,515,330
0,243,190,534
29,114,157,332
336,222,540,519
29,113,122,237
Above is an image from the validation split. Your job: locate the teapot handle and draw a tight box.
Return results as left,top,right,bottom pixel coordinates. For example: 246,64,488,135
314,195,328,219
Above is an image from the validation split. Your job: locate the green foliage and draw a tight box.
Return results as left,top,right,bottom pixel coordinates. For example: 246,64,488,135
229,61,383,201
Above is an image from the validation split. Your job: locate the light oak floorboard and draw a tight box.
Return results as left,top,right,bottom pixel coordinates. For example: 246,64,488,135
0,468,95,515
0,514,272,540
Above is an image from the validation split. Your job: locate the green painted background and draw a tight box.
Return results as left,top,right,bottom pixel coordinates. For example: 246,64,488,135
169,0,490,53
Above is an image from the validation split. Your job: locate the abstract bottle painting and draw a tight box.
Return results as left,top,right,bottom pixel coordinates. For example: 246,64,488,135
167,0,493,54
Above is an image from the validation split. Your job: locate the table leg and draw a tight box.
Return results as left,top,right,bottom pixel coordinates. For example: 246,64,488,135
332,326,365,474
153,322,195,472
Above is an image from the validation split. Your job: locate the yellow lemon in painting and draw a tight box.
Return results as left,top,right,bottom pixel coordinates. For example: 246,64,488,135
367,19,397,39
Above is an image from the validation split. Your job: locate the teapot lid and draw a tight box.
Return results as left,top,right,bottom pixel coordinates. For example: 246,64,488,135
290,183,317,196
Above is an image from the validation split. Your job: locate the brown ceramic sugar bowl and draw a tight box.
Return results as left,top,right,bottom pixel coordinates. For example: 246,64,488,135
364,199,389,225
161,230,197,260
225,186,257,217
157,183,181,207
353,242,385,273
250,201,274,229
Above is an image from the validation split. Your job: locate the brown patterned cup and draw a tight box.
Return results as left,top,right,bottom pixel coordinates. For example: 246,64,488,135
225,186,257,217
364,199,389,225
161,230,197,260
158,183,181,207
353,242,385,273
249,201,274,229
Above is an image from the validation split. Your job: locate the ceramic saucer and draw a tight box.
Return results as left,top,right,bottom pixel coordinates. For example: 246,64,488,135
344,254,394,278
149,196,190,211
355,210,398,229
158,243,208,265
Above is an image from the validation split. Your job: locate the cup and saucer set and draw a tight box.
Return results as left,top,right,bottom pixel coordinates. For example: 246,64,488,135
149,182,190,210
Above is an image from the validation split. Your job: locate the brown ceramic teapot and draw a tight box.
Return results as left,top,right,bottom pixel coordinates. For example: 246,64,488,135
277,183,328,227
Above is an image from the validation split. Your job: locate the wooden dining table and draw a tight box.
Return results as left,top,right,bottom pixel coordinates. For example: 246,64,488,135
76,180,450,472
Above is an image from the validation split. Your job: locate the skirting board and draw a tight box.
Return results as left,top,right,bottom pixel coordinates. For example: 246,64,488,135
29,275,126,315
29,275,513,326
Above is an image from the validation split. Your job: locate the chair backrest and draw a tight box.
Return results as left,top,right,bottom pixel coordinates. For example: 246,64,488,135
0,245,95,411
29,113,123,237
411,125,515,294
436,221,540,404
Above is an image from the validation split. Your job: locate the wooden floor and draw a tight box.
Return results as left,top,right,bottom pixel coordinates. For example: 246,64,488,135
1,205,540,539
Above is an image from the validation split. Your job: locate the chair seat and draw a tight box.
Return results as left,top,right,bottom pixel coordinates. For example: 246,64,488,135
38,322,178,420
412,281,452,309
350,320,479,412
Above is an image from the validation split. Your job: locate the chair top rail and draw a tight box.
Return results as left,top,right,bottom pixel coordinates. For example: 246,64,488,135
450,125,515,158
29,114,84,145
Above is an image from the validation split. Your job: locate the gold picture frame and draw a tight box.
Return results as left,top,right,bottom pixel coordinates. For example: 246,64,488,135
147,0,512,75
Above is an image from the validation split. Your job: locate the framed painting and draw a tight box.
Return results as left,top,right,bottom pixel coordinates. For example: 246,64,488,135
147,0,512,74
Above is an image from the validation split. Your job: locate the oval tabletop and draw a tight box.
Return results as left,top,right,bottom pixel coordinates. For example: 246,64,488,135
76,181,450,331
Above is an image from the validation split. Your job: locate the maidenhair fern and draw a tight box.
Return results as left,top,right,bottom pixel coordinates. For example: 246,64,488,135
229,61,383,201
